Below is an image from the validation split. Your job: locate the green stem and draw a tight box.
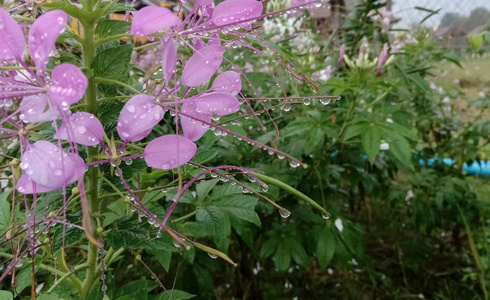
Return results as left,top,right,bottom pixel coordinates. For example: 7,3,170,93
81,17,100,299
252,173,330,217
173,210,198,223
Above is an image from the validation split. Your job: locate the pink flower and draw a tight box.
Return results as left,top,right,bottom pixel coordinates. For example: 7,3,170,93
144,135,197,170
0,8,26,60
211,71,242,95
162,37,177,83
117,94,164,142
55,112,105,146
181,44,225,87
17,141,85,194
210,0,263,27
28,10,67,72
130,6,181,37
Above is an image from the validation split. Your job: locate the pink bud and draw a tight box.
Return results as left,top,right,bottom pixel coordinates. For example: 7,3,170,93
144,135,197,170
19,94,60,123
377,43,389,76
17,141,85,193
181,44,225,87
130,6,181,37
55,112,104,146
211,71,242,95
0,8,26,60
49,63,88,108
211,0,263,27
162,37,177,82
339,44,345,64
28,10,67,72
181,102,212,141
117,94,164,142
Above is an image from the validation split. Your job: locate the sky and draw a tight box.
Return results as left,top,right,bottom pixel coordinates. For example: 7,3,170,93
391,0,490,28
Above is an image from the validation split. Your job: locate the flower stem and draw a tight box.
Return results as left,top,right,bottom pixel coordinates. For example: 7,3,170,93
80,16,101,299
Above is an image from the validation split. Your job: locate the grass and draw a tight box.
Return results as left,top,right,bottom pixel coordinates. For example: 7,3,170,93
435,56,490,121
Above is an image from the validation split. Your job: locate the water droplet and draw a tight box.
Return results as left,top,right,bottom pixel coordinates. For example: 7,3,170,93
320,98,331,105
173,240,181,248
321,212,331,220
207,253,218,259
124,159,133,165
303,98,311,105
15,260,23,268
289,161,300,168
279,209,291,219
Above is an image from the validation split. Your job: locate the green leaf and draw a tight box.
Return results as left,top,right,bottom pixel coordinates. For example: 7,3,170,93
37,293,60,300
115,280,158,300
156,290,195,300
153,250,173,272
383,129,412,168
96,20,131,38
0,192,10,236
92,44,133,81
192,149,218,164
215,195,260,226
0,291,13,300
343,122,368,141
196,179,219,202
272,240,291,272
14,265,32,294
317,226,336,268
53,226,82,251
288,238,310,267
362,124,381,161
42,1,83,19
196,206,226,238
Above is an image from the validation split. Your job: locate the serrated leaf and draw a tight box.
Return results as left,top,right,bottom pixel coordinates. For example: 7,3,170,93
92,44,133,81
115,280,157,300
96,20,131,38
383,129,412,168
192,149,218,164
362,124,381,161
37,293,60,300
42,1,83,19
53,226,82,251
152,250,172,272
196,206,226,238
317,226,335,268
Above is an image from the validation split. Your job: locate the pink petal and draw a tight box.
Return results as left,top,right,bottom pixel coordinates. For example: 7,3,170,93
17,174,57,194
211,71,242,95
211,0,263,27
0,8,26,60
28,10,67,72
181,102,212,141
19,94,60,123
55,112,104,146
144,135,197,170
162,37,177,83
19,141,85,190
49,63,88,108
197,0,213,5
193,38,205,51
181,44,225,87
130,6,181,37
117,94,164,142
190,92,240,116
